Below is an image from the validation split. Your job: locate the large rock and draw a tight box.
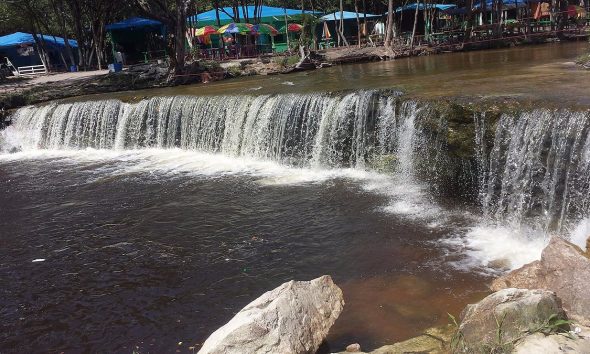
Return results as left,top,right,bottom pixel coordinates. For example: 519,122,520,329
512,325,590,353
491,236,590,325
458,288,567,350
198,275,344,354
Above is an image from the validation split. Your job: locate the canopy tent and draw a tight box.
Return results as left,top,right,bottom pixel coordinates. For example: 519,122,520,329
105,17,164,31
443,7,468,15
317,11,383,46
105,17,166,64
0,32,78,69
473,0,528,10
320,11,382,21
188,6,320,26
0,32,78,48
395,3,457,12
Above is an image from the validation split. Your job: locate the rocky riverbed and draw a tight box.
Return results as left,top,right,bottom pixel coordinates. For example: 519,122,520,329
195,234,590,354
577,52,590,69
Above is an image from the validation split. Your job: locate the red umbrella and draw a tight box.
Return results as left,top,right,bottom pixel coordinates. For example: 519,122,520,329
281,23,304,32
196,25,219,36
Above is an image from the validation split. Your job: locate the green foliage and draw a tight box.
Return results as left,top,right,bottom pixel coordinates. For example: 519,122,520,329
528,313,573,337
448,313,466,352
298,13,320,47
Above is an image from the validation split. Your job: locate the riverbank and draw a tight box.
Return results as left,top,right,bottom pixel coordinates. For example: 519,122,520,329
577,51,590,69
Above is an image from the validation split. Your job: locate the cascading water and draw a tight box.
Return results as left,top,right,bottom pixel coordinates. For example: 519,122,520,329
2,90,590,270
477,109,590,234
1,91,419,170
461,108,590,270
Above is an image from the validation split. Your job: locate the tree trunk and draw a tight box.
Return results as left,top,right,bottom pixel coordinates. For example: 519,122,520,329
339,0,344,47
362,0,368,44
214,0,221,26
354,0,361,47
174,0,189,74
410,0,420,48
385,0,394,47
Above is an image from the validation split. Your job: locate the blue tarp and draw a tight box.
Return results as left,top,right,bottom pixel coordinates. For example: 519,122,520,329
106,17,163,31
320,11,382,21
0,32,78,48
395,3,457,12
473,0,528,9
187,6,320,24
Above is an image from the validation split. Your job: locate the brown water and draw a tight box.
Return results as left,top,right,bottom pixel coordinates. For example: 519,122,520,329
86,42,590,106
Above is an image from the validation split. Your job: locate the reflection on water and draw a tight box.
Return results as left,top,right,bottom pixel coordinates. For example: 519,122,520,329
78,42,590,106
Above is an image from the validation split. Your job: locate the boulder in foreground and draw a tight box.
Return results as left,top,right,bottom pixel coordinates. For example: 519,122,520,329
458,288,567,351
198,275,344,354
491,236,590,325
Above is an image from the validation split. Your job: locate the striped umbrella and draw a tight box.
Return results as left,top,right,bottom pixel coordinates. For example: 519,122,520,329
217,23,253,34
196,25,219,36
251,24,279,36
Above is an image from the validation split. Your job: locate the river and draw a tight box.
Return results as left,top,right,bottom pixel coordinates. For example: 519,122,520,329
1,42,590,353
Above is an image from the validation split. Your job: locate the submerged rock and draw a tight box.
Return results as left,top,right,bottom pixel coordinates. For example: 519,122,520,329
458,288,567,351
345,343,361,352
197,275,344,354
491,236,590,325
334,325,453,354
368,334,447,354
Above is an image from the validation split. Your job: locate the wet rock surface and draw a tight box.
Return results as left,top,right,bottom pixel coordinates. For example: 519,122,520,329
491,237,590,325
459,288,567,350
512,325,590,354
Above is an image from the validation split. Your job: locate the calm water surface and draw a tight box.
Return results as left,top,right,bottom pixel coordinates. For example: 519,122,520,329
84,41,590,106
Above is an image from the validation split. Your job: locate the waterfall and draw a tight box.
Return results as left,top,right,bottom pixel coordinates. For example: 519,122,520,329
3,91,590,236
477,109,590,233
1,91,417,170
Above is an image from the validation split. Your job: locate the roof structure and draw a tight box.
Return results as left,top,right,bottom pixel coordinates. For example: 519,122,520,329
395,3,457,12
106,17,164,31
320,11,382,21
473,0,528,9
0,32,78,48
187,6,320,25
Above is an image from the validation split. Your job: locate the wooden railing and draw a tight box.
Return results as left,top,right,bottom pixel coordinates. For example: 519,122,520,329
16,64,47,76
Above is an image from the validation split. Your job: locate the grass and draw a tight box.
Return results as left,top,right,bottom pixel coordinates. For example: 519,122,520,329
272,54,301,68
448,312,572,354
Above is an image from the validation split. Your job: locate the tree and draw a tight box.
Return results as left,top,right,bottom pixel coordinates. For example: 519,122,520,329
134,0,192,75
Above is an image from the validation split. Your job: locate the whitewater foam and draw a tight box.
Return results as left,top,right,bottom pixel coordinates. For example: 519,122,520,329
568,217,590,250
